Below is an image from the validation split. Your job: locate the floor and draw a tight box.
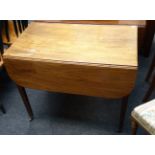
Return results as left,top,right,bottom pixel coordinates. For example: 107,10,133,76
0,41,155,135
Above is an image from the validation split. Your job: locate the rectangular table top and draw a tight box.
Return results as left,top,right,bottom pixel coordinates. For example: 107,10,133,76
5,22,137,67
4,22,138,98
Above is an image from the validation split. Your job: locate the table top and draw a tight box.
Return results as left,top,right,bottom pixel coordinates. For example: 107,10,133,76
4,22,137,68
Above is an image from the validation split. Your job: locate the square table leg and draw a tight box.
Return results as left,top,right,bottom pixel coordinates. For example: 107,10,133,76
145,54,155,82
118,96,129,132
143,76,155,102
16,85,33,121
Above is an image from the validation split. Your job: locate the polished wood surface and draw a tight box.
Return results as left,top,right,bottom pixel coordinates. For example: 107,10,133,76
35,20,146,54
4,22,138,98
4,22,138,66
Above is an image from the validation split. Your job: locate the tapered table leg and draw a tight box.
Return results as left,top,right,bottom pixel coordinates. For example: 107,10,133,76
118,96,129,132
143,76,155,102
145,55,155,82
16,85,33,121
0,104,6,114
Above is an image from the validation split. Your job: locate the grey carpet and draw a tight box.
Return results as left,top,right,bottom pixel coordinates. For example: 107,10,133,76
0,41,155,135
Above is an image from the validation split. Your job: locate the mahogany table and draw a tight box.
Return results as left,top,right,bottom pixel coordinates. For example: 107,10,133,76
4,22,138,132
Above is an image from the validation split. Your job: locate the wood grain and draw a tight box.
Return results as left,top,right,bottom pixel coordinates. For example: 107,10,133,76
4,22,138,98
4,22,138,67
34,20,146,52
